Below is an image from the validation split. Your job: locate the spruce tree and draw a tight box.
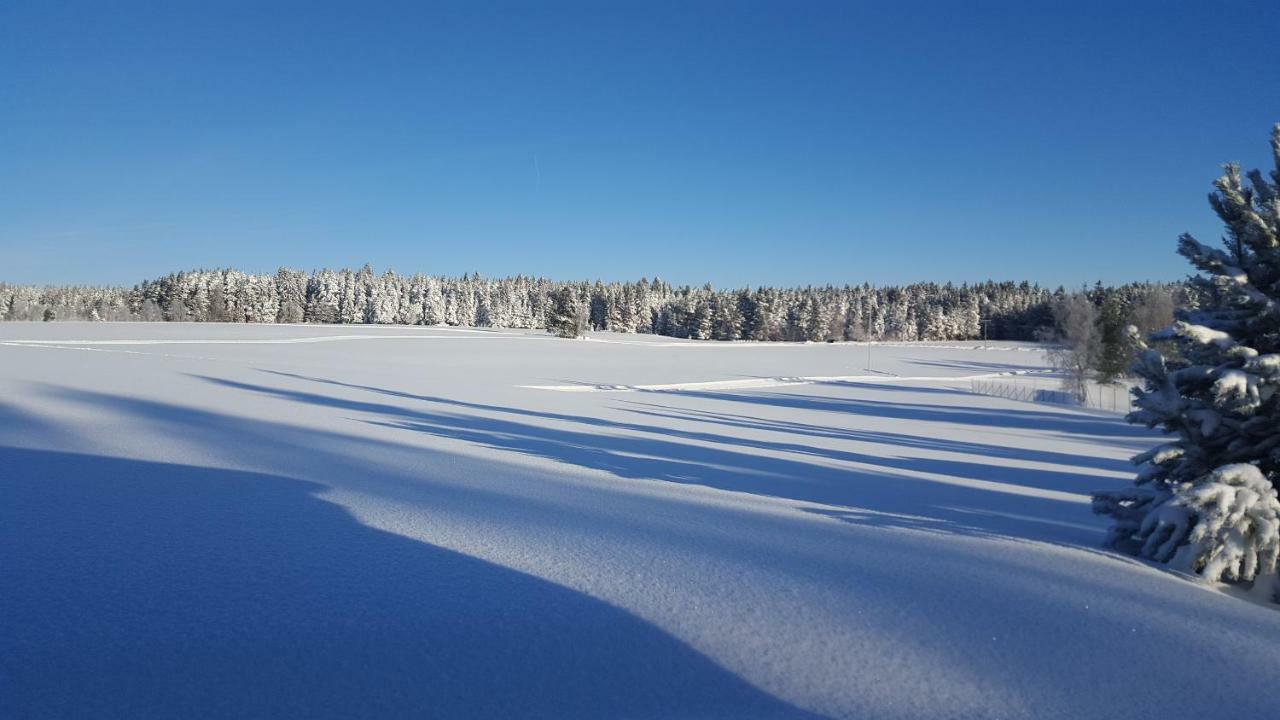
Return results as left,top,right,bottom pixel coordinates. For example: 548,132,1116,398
1093,289,1131,384
1093,125,1280,594
545,286,587,338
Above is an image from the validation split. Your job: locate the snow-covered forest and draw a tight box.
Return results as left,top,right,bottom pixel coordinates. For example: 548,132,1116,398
0,269,1179,343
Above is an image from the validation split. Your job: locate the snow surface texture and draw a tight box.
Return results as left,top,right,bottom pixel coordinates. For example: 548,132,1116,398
3,323,1279,720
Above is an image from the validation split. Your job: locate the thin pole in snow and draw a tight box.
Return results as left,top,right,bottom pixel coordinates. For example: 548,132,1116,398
865,314,872,372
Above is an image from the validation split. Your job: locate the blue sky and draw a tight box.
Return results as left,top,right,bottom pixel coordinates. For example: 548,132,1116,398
2,1,1278,288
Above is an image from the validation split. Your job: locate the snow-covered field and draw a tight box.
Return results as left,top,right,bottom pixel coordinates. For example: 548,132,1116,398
3,323,1279,719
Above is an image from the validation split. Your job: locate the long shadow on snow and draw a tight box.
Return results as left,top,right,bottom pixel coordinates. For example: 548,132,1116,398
262,370,1141,460
665,388,1152,439
619,404,1138,474
263,370,1150,475
902,358,1054,373
33,386,1077,594
14,387,1280,720
197,373,1133,545
493,373,1142,442
206,375,1104,497
813,381,973,395
0,445,820,720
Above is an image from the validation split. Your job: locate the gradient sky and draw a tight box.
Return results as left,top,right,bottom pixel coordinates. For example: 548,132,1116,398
2,1,1278,289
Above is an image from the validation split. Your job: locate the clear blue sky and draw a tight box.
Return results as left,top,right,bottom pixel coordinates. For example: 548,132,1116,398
2,1,1278,289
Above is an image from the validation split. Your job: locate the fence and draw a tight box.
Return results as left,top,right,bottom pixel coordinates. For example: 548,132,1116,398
969,377,1136,414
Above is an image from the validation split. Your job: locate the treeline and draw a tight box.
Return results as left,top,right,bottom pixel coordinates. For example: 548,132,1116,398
0,266,1177,343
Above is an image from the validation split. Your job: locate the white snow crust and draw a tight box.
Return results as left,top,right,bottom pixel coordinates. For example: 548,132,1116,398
3,323,1279,719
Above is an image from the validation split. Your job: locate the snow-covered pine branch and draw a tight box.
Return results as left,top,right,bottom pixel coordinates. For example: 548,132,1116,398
1094,124,1280,599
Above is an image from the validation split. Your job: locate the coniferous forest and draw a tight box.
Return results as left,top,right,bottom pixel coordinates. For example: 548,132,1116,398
0,268,1180,343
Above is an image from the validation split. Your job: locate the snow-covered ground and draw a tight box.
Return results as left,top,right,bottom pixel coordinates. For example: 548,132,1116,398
3,323,1278,719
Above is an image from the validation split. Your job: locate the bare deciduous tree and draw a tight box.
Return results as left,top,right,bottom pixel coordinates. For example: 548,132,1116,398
1040,292,1097,402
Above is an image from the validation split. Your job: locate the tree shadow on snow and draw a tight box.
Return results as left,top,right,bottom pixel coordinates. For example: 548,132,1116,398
202,374,1104,498
812,380,971,396
0,446,821,720
901,358,1054,373
619,404,1138,474
664,388,1153,440
187,372,1146,548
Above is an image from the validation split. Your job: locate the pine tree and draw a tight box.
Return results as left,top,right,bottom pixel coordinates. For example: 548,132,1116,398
743,289,775,341
689,292,713,340
712,293,744,340
207,284,230,322
589,280,608,331
337,269,360,324
1093,289,1131,384
545,286,588,338
1093,125,1280,594
422,276,445,325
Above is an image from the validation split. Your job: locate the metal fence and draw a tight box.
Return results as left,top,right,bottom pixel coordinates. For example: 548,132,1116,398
970,378,1136,414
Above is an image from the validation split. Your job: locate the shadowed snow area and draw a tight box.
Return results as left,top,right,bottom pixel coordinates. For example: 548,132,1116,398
3,323,1279,719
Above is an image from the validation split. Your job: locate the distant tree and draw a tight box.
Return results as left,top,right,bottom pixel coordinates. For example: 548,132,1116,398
421,276,445,325
337,269,361,324
207,284,230,323
275,267,307,323
689,293,713,340
1129,285,1177,336
743,289,775,341
138,299,164,322
1041,292,1097,402
712,294,744,340
545,286,588,338
1093,290,1132,384
42,308,55,322
588,281,608,331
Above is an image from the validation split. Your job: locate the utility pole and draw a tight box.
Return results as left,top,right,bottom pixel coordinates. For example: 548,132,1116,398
865,314,872,372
